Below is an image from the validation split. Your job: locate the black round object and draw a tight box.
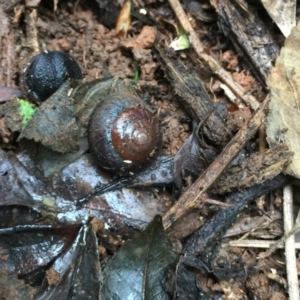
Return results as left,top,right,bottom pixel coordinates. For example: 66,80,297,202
22,51,83,102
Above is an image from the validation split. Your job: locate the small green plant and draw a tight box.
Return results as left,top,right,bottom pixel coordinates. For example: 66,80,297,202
18,99,36,129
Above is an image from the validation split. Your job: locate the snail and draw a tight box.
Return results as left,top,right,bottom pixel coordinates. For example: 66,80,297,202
70,79,161,176
22,50,83,102
21,51,161,176
87,88,161,175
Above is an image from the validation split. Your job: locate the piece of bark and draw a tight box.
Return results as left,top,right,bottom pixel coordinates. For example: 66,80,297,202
211,0,280,85
167,209,205,240
156,47,231,145
210,144,292,194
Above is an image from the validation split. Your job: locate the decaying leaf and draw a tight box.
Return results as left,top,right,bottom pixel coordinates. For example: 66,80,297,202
260,0,296,37
20,82,79,153
100,215,178,300
266,22,300,178
0,213,80,279
36,226,100,300
173,128,216,191
115,0,131,38
0,98,31,133
0,148,168,232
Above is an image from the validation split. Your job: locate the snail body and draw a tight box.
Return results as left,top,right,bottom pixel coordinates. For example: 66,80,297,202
86,85,161,175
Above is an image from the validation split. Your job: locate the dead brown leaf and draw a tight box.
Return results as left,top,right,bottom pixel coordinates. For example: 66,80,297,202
267,22,300,178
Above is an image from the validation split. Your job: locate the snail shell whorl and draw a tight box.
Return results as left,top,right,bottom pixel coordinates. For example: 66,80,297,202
88,91,160,175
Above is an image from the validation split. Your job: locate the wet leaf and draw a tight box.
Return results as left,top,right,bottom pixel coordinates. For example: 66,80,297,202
0,148,36,208
0,223,80,276
37,225,100,300
266,22,300,178
175,257,211,299
20,81,79,153
0,148,168,234
174,129,216,191
21,137,88,177
100,215,178,300
0,205,41,228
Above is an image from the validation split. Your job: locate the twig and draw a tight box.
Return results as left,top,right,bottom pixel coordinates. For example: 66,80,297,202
163,95,269,232
224,213,283,239
202,197,233,208
12,4,24,23
229,240,300,249
25,9,40,53
258,196,300,262
259,219,300,258
283,185,299,300
167,0,260,110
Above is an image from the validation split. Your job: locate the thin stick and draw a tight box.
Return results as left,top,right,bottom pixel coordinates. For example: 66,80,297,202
230,240,300,249
283,185,299,300
259,217,300,259
26,9,40,53
202,197,233,208
162,95,269,231
167,0,260,110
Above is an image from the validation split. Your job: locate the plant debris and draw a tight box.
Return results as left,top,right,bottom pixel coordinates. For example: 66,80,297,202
0,0,299,299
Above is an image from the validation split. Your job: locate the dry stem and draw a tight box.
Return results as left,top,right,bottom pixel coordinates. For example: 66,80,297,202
283,185,299,300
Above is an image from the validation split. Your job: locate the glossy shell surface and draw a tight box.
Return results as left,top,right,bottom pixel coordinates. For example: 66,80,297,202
88,91,160,175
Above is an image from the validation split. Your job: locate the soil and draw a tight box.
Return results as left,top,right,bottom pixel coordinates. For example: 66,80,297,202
0,0,297,299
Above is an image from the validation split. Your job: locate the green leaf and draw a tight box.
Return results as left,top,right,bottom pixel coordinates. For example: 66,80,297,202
133,64,139,82
100,215,178,300
18,99,36,129
169,24,190,51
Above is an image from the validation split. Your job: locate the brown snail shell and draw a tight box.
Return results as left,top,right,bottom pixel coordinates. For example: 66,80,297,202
88,90,161,175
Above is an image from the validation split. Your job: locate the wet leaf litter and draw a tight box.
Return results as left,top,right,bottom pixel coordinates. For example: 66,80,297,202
0,0,299,299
